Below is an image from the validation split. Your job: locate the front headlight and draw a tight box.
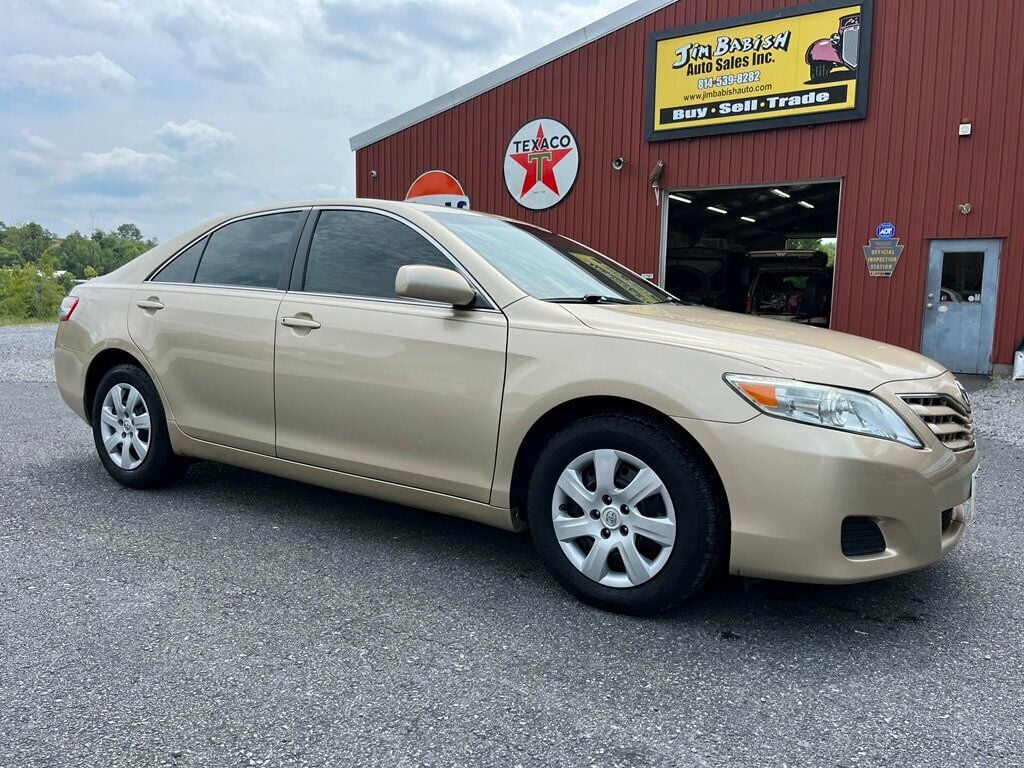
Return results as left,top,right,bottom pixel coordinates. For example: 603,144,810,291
724,374,923,448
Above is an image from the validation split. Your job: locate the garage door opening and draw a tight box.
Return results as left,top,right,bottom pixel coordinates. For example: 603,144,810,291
661,181,841,327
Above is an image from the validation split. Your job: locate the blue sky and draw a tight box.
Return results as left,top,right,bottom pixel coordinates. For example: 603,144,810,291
0,0,633,241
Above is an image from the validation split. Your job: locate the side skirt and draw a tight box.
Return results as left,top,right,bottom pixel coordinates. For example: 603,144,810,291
167,422,524,532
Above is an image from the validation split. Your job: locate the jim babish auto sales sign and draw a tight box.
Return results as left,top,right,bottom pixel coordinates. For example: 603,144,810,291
647,0,873,140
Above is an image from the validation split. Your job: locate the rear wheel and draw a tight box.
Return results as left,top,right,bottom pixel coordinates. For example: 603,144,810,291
526,413,724,615
91,364,187,488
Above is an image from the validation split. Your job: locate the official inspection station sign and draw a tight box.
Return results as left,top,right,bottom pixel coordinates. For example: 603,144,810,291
647,0,873,141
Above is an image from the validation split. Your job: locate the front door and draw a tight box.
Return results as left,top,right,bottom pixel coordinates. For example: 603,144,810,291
274,208,507,503
921,239,1001,374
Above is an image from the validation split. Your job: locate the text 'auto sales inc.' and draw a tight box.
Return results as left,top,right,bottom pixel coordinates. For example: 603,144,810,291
351,0,1024,375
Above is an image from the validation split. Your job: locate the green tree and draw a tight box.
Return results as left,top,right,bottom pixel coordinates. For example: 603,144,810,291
115,223,143,241
3,222,55,264
51,232,102,278
83,265,98,280
786,238,837,267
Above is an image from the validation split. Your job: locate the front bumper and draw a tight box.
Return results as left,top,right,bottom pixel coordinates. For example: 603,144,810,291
679,375,977,584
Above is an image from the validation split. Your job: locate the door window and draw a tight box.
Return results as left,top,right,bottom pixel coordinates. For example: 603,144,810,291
193,212,302,288
303,210,455,299
940,251,984,303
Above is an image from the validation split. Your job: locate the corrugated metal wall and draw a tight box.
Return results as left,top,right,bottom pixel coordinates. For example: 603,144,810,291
356,0,1024,365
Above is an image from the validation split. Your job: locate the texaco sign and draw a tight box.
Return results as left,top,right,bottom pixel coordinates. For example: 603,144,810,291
503,118,580,210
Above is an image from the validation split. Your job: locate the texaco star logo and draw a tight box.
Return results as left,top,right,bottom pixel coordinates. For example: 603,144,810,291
503,118,579,210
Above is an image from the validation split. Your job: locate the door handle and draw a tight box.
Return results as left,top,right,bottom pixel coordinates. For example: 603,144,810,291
137,299,164,311
281,316,321,329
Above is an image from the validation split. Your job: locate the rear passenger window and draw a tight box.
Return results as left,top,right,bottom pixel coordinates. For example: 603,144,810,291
194,212,302,288
304,210,454,299
152,237,206,283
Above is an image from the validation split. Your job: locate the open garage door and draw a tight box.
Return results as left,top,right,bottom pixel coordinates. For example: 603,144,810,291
661,181,840,327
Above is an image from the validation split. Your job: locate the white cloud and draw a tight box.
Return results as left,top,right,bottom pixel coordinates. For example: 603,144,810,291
21,130,57,154
5,149,52,177
0,51,136,95
315,0,522,63
157,119,236,154
36,0,143,30
62,148,177,195
154,0,315,82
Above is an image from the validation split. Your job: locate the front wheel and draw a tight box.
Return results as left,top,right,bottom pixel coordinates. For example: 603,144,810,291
91,363,187,489
526,414,724,615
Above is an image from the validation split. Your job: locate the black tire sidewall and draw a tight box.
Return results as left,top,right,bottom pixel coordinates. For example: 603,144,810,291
527,416,719,614
91,364,179,489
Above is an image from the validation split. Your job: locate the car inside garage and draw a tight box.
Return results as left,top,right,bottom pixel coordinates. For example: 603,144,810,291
662,181,840,327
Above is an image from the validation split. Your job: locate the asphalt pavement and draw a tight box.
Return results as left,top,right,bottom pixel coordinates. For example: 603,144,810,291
1,323,1022,767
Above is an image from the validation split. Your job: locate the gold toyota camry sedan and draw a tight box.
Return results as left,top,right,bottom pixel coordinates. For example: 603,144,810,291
54,200,978,614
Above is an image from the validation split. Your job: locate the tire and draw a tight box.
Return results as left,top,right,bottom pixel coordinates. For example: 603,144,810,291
810,62,833,82
526,413,724,615
90,363,188,489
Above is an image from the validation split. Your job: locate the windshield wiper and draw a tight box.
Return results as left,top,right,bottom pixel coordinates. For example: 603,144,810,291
545,295,638,305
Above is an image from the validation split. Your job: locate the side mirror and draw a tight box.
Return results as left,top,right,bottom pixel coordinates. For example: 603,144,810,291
395,264,476,307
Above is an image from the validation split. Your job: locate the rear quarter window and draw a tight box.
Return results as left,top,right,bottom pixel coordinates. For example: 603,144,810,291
152,237,207,283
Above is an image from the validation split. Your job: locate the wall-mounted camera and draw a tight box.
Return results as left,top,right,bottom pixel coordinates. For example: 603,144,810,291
611,157,626,171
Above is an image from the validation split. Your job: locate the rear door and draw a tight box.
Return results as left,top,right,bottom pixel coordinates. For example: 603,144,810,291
274,208,507,502
129,209,307,455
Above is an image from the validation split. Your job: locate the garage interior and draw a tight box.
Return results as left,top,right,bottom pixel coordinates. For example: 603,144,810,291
663,181,840,326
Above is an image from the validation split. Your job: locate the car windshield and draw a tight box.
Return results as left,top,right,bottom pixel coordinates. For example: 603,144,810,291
427,211,672,305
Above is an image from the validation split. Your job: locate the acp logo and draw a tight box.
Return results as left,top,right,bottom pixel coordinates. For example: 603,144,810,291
405,170,470,209
503,118,580,211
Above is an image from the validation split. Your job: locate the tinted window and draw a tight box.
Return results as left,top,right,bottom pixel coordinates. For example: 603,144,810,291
194,212,302,288
304,210,453,299
152,237,206,283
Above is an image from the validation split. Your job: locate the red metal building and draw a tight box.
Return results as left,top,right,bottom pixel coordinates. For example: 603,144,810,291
352,0,1024,374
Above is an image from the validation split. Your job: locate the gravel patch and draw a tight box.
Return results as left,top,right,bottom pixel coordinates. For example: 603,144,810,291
971,377,1024,448
0,324,56,383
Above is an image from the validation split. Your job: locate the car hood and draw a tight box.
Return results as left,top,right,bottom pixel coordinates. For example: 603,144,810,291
562,303,945,390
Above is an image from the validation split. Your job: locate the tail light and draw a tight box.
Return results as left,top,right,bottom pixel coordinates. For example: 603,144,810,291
744,297,753,313
59,296,79,321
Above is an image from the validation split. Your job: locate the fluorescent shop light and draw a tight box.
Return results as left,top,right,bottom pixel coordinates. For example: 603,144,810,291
669,194,693,203
740,216,757,223
798,200,815,209
707,206,728,214
771,188,791,198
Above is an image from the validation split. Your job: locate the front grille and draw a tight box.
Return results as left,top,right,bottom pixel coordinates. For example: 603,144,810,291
841,516,886,557
900,394,975,451
941,507,954,532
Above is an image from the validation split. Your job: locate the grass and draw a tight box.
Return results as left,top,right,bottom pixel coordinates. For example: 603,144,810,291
0,316,58,326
